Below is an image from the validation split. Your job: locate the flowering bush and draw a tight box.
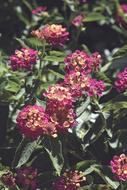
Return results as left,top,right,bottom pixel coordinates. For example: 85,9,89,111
1,0,127,190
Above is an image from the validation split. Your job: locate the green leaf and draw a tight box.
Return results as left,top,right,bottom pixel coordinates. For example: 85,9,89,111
15,38,28,48
84,13,106,22
5,80,20,93
44,55,65,62
48,69,64,79
25,37,44,48
44,137,64,176
12,138,40,168
113,44,127,59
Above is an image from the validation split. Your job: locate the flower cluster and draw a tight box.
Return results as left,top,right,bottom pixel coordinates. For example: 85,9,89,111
32,24,69,46
110,154,127,181
10,48,38,71
72,14,84,27
32,6,47,15
64,50,101,74
115,67,127,92
53,170,86,190
16,167,38,190
1,172,16,188
44,84,76,133
64,50,105,98
17,105,56,139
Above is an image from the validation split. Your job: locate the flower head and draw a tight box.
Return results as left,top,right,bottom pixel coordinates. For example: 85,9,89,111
44,84,76,132
64,71,105,97
32,24,69,46
16,167,38,190
115,68,127,92
72,14,84,27
10,48,37,71
32,6,47,15
46,101,76,133
110,154,127,181
1,172,16,188
44,84,74,107
64,50,101,74
16,105,56,139
53,170,86,190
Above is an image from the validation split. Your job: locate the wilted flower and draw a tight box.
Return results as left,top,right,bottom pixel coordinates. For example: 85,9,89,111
64,50,101,74
110,154,127,181
32,6,47,15
32,24,69,46
72,14,84,27
53,170,86,190
16,167,38,190
1,172,16,188
115,67,127,92
16,105,56,139
10,48,37,71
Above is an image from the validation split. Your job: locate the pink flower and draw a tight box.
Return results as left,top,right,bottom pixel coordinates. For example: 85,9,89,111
64,71,105,97
16,167,38,190
53,170,86,190
64,50,101,74
72,14,84,27
32,24,69,46
32,6,47,15
44,84,74,107
1,172,16,188
16,105,56,139
115,68,127,92
44,84,76,132
110,154,127,181
10,48,37,71
46,101,76,133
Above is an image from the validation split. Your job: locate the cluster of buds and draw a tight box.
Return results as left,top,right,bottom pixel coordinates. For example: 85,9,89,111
32,6,47,15
10,48,38,71
17,105,56,139
1,172,16,188
110,154,127,181
53,170,86,190
115,67,127,92
16,167,38,190
32,24,69,46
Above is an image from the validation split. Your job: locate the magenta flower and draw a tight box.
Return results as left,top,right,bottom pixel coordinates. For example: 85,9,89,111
115,67,127,92
64,71,105,98
10,48,38,71
110,154,127,181
32,24,69,46
44,84,74,107
1,172,16,188
16,167,38,190
72,14,84,27
64,50,101,74
16,105,56,139
32,6,47,15
44,84,76,132
53,170,86,190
